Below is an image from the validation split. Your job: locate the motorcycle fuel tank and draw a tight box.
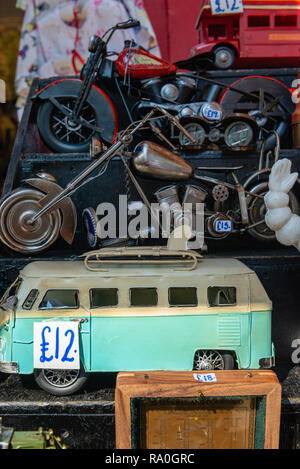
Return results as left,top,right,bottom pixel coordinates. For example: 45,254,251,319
132,141,193,180
116,48,177,79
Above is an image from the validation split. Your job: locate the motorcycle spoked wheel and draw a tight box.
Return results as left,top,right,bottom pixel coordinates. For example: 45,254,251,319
247,181,300,242
219,76,294,150
0,188,62,254
37,97,101,153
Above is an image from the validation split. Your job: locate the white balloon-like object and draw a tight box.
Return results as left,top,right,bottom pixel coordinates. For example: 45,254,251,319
264,158,300,251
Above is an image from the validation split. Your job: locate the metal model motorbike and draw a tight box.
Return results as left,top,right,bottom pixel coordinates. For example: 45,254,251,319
1,107,297,255
83,133,299,248
132,139,299,244
33,18,294,154
0,108,198,254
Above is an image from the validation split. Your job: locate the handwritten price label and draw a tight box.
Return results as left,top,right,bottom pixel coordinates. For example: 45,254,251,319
210,0,243,15
193,373,217,383
34,321,80,369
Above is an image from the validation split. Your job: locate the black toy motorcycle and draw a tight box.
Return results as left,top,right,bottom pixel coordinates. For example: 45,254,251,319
33,19,294,154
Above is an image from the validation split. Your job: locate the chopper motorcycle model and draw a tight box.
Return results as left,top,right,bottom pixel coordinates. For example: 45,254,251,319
84,131,299,248
132,140,299,245
0,107,298,255
33,18,294,155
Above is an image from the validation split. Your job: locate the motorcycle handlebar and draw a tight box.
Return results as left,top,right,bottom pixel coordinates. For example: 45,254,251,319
115,19,140,30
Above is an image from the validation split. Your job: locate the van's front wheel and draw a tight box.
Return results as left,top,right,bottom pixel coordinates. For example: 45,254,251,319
193,350,234,371
34,364,88,396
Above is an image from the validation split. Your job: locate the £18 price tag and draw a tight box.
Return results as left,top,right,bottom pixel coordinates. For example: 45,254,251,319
34,321,80,370
193,373,217,383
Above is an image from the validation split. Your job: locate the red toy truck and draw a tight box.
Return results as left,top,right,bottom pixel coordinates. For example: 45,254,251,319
191,0,300,69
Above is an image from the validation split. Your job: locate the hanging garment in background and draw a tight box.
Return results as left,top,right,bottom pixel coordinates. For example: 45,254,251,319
15,0,160,110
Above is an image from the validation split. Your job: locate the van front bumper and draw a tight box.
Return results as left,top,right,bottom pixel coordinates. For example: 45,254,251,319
0,361,19,374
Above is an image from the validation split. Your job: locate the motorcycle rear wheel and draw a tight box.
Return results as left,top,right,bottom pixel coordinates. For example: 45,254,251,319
219,76,294,150
247,181,299,242
37,97,102,153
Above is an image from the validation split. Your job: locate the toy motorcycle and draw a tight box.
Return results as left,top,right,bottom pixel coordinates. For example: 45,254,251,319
0,108,195,254
33,18,294,154
135,143,299,243
82,134,299,248
0,107,297,254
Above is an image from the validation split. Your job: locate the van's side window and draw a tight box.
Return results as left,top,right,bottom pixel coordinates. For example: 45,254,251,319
169,287,198,307
39,290,79,310
22,289,39,310
208,286,236,307
90,288,118,308
130,288,158,307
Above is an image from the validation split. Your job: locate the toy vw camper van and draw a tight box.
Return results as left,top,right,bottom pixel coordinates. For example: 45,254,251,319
191,0,300,69
0,246,274,396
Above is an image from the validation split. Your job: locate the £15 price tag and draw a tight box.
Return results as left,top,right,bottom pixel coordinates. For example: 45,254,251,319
34,321,80,370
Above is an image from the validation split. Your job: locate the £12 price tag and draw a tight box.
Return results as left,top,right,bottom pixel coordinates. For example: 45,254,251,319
34,321,80,370
210,0,243,15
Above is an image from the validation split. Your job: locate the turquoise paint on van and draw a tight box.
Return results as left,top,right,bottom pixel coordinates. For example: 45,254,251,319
10,317,91,374
5,311,272,374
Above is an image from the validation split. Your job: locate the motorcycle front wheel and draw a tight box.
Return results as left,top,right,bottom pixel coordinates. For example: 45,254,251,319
0,188,62,254
37,97,102,153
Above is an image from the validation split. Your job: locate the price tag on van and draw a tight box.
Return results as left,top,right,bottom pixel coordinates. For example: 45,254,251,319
33,321,80,369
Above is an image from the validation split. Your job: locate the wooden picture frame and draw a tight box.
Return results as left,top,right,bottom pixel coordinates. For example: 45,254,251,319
115,370,281,449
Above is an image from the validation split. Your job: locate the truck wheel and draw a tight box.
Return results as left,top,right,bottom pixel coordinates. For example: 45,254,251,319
214,47,235,69
193,350,235,370
34,364,88,396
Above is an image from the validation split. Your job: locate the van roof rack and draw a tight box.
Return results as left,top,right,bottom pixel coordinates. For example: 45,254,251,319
82,246,202,272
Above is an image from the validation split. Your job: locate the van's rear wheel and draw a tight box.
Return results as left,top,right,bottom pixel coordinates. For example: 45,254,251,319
34,364,88,396
193,350,234,370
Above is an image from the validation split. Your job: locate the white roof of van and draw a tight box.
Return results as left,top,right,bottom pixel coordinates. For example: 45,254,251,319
20,257,254,278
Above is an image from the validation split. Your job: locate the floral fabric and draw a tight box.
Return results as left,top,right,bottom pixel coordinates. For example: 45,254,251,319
15,0,160,108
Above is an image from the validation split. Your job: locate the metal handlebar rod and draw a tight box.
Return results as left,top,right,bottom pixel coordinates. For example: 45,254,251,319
28,107,190,224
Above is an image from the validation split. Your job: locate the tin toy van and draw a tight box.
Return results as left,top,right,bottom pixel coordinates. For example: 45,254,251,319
0,246,274,396
191,0,300,69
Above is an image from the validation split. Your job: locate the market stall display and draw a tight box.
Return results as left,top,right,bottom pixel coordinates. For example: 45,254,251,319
0,0,300,450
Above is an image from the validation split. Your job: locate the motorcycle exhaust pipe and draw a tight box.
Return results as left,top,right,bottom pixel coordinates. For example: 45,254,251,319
237,185,249,225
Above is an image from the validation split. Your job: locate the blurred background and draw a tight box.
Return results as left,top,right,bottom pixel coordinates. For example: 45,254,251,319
0,2,23,192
